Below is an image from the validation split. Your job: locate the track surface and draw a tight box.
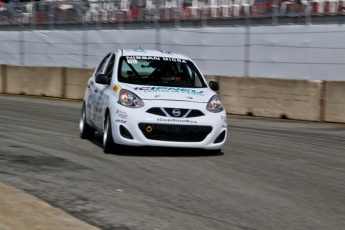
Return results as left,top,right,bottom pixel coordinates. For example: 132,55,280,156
0,95,345,230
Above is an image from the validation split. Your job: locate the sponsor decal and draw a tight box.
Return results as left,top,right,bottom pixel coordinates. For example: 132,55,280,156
87,96,92,109
115,119,127,124
126,56,160,61
221,115,227,123
127,59,138,64
162,57,186,63
157,118,197,124
222,125,228,128
125,56,186,63
116,109,128,119
134,86,204,96
116,109,127,115
113,84,120,92
119,114,128,119
91,94,104,113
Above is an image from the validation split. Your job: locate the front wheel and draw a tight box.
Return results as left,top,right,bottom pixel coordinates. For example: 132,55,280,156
103,115,116,153
80,104,95,139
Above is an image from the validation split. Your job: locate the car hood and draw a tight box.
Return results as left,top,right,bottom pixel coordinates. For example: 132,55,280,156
119,84,215,103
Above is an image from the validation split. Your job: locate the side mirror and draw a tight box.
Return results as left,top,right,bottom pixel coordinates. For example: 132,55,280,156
209,81,219,91
95,74,109,85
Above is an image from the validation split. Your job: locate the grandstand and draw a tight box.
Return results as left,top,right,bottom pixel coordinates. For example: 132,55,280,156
0,0,345,29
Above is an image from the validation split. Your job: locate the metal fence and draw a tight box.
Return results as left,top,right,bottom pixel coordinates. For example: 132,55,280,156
0,0,344,28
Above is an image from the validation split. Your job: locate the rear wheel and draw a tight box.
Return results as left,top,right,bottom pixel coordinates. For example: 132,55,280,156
103,114,116,153
79,104,95,139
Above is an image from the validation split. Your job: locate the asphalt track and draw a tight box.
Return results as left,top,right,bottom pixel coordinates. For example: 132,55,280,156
0,94,345,230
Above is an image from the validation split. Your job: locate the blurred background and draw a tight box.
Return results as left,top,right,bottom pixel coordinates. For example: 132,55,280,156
1,2,345,229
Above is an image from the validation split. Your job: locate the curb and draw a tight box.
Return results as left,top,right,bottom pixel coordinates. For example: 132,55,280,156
0,182,100,230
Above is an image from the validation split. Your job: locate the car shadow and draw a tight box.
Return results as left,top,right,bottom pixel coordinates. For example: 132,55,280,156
87,133,104,149
115,146,224,157
87,134,224,157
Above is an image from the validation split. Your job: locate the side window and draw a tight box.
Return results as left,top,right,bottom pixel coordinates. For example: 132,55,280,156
104,54,115,82
193,72,203,87
95,53,111,75
184,64,204,87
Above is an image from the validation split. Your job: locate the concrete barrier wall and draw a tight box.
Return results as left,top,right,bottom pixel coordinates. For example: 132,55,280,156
2,65,345,123
0,65,4,93
325,81,345,123
6,66,62,97
219,77,322,121
2,65,95,99
65,67,95,100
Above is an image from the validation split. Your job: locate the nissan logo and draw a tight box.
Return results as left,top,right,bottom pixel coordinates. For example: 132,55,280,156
172,109,181,117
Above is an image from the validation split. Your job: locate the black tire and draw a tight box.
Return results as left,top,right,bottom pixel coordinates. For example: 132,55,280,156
103,114,116,153
79,104,95,139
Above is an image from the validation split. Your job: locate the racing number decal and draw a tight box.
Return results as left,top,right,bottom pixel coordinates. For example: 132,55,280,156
91,86,108,114
91,94,104,113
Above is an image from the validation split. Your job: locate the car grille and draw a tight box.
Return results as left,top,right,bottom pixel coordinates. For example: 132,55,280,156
138,123,212,142
146,107,204,118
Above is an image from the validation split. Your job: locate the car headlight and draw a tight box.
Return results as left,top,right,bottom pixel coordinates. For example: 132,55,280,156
206,95,224,113
118,89,144,108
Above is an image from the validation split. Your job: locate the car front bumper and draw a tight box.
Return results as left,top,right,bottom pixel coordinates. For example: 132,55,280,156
110,100,227,150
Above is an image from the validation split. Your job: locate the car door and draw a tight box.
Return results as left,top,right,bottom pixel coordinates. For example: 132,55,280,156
88,53,111,128
93,53,116,131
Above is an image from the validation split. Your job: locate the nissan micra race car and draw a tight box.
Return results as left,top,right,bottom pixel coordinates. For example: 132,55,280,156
79,49,227,153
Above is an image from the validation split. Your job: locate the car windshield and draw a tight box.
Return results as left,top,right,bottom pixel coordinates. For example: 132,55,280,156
118,56,207,88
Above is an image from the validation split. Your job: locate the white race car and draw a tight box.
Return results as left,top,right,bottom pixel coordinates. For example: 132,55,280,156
79,49,227,154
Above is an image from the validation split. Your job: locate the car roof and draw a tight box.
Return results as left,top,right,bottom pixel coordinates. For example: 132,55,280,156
119,49,190,60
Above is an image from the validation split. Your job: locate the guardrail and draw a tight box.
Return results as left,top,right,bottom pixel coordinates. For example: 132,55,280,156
1,64,345,123
0,0,344,27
